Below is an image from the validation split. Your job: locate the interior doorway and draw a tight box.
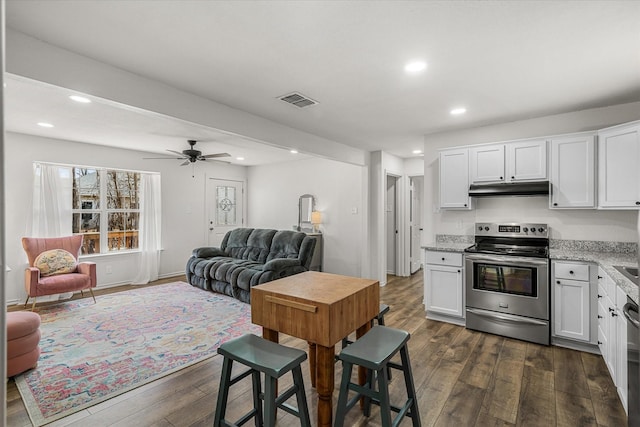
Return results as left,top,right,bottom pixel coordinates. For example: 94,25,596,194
386,174,398,275
207,178,244,247
409,176,424,274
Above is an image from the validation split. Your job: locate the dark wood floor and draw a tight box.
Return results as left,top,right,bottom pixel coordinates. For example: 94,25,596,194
7,273,627,426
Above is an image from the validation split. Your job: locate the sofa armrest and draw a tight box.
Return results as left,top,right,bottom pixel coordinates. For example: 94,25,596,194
262,258,302,272
192,247,227,258
77,262,97,288
24,267,40,296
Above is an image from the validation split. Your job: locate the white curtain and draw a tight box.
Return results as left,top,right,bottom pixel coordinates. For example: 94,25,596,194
28,163,73,237
132,173,162,284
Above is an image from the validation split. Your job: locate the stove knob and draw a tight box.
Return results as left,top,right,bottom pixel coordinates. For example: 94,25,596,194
478,226,483,231
484,226,490,231
538,227,544,233
523,227,528,232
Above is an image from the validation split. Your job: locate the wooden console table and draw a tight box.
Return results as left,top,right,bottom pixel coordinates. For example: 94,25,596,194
251,271,379,427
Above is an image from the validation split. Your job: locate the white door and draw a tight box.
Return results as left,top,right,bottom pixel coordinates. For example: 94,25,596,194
410,177,423,274
207,178,244,247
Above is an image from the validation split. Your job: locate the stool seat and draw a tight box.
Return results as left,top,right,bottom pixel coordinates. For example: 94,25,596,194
217,333,307,378
214,334,311,427
339,325,409,370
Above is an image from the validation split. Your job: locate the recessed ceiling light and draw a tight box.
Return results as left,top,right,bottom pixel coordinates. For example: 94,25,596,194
404,61,427,73
290,149,298,154
236,157,245,161
37,122,54,128
412,149,422,154
69,95,91,103
450,107,467,115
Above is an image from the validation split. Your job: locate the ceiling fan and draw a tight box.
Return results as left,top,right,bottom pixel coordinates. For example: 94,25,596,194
144,139,231,165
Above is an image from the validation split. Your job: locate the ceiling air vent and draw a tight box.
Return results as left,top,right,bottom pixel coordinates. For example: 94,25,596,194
278,92,318,108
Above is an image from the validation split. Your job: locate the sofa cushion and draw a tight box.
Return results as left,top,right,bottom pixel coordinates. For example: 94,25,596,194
266,230,306,262
34,249,77,277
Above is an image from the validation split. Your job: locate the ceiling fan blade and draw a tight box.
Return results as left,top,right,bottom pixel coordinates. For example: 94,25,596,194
143,156,184,160
201,152,231,159
167,149,187,156
180,160,191,166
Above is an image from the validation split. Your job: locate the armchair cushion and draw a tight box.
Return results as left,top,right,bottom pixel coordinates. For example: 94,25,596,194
34,249,78,277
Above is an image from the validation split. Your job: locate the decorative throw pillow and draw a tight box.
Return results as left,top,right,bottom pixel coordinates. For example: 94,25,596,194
34,249,78,277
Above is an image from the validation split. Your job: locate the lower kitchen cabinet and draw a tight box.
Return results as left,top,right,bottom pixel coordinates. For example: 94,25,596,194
552,261,594,342
424,250,464,325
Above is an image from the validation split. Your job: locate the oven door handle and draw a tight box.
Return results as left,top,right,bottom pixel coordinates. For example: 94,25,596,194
464,253,549,266
623,303,640,329
467,308,548,326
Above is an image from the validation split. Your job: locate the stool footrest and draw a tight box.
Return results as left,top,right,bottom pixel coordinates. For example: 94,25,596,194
229,367,254,387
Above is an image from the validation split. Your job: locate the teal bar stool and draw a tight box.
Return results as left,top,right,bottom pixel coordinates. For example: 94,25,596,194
335,326,421,427
214,334,311,427
341,303,392,379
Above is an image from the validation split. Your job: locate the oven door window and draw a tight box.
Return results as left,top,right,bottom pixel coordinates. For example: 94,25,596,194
473,263,537,297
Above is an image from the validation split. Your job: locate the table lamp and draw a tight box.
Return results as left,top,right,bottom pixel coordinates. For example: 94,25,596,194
311,211,322,233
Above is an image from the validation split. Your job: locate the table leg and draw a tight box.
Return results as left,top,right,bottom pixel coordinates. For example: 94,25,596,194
308,342,317,388
356,321,372,409
262,327,278,343
316,344,335,427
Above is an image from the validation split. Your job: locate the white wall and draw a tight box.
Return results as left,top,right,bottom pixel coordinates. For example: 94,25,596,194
5,132,247,304
423,102,640,242
246,157,366,277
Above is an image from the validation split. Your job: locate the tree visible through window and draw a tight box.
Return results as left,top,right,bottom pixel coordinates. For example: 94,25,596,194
72,168,141,254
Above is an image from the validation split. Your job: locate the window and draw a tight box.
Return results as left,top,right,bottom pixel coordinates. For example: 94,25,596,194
72,168,141,254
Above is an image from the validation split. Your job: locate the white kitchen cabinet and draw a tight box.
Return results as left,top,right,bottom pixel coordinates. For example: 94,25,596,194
424,251,464,323
549,133,596,208
439,148,472,209
615,285,628,412
470,144,505,183
506,139,548,182
598,121,640,209
470,139,547,184
552,261,592,342
597,268,620,383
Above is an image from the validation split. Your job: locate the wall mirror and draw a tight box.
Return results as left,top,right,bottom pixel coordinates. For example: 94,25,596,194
298,194,315,231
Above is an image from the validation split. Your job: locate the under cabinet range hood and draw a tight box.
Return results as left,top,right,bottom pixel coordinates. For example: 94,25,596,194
468,181,550,197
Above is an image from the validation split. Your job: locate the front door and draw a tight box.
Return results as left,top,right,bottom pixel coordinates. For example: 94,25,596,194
207,178,244,247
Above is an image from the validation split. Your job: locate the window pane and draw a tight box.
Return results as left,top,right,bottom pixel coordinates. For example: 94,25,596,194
73,168,99,209
108,212,139,251
73,213,100,254
216,185,237,226
107,171,140,209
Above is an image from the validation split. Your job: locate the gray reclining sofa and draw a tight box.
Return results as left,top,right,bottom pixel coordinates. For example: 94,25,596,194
186,228,317,303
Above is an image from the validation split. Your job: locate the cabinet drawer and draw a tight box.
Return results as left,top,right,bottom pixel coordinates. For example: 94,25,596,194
554,262,590,281
425,251,463,267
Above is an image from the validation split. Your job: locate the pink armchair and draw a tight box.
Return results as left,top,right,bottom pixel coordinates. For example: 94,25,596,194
22,235,97,310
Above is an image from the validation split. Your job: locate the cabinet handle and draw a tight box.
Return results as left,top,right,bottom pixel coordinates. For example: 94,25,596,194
612,312,618,317
598,315,603,319
569,270,574,275
464,204,467,207
636,201,640,205
442,257,445,261
608,307,615,313
597,294,602,299
597,275,602,279
598,341,602,345
511,176,515,179
553,203,558,206
499,176,503,180
457,269,461,273
556,280,561,284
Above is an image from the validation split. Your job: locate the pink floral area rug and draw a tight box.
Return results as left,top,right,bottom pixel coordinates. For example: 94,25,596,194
15,282,261,426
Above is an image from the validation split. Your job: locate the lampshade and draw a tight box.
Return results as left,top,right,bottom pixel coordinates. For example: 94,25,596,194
311,211,322,225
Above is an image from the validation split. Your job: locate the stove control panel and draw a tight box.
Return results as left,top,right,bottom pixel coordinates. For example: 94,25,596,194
475,222,548,238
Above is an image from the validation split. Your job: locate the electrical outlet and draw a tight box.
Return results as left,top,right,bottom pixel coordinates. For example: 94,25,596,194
105,265,113,274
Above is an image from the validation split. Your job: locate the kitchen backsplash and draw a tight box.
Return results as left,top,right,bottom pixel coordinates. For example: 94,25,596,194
549,239,637,254
435,234,474,244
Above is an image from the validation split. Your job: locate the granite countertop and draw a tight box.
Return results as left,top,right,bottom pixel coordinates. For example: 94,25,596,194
422,242,471,253
550,249,638,304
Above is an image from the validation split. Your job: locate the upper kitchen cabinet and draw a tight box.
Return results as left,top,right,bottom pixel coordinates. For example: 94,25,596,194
598,121,640,209
439,148,472,209
470,139,547,184
549,132,596,209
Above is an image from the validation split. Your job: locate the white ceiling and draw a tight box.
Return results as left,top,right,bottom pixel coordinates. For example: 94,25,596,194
5,1,640,160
